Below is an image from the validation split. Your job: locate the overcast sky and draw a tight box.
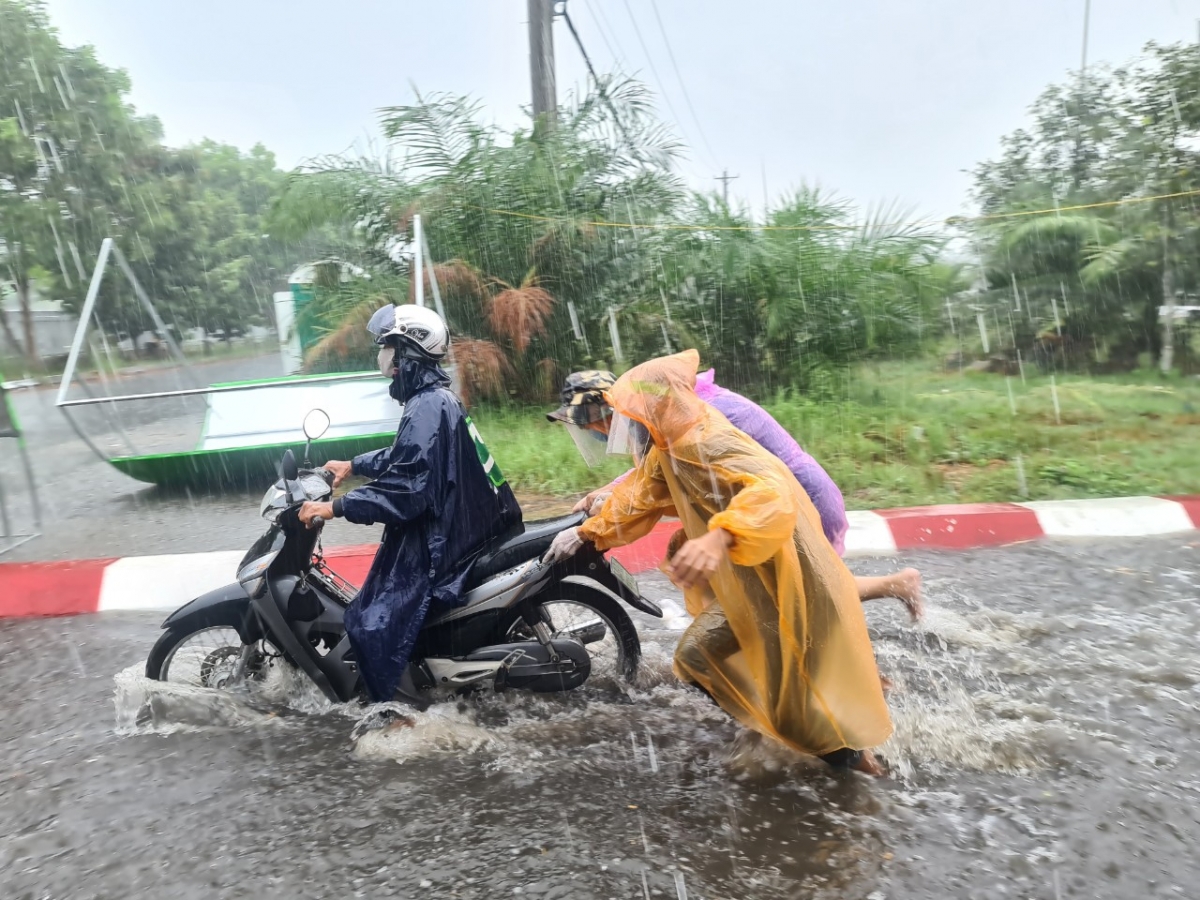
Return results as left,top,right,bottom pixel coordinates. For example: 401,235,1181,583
41,0,1200,220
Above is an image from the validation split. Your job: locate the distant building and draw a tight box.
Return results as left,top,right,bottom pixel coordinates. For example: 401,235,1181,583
0,281,78,362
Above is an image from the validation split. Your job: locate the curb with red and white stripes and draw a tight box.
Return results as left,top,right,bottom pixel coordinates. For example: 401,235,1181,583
3,495,1198,619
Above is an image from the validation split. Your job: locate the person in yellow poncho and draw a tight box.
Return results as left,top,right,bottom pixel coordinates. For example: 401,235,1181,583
542,350,893,774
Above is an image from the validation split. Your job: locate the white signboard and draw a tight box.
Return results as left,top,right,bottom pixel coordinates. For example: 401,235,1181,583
200,378,399,451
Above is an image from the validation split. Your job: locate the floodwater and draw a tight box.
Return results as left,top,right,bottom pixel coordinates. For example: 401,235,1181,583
3,536,1198,899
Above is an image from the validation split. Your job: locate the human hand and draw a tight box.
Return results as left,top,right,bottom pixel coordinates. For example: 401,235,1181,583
298,501,334,528
588,492,612,516
542,527,585,565
665,529,732,591
571,492,595,514
323,460,353,488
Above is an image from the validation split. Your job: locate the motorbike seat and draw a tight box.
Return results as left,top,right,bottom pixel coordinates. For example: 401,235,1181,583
466,512,586,587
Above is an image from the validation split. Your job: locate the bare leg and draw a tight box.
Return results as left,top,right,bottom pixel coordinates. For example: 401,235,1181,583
854,568,923,621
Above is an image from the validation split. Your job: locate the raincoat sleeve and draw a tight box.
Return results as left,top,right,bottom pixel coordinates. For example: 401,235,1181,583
708,456,802,568
579,454,674,551
350,446,393,480
338,411,441,527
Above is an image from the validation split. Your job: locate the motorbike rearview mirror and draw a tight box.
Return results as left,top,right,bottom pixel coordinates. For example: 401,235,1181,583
302,408,330,466
303,408,330,442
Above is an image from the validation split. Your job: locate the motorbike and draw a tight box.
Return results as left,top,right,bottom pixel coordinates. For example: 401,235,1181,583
145,409,662,706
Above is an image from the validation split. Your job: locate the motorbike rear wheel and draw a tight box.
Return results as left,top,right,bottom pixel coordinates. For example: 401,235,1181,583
500,586,641,688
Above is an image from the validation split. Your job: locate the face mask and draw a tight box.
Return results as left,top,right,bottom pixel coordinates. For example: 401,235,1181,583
377,346,397,379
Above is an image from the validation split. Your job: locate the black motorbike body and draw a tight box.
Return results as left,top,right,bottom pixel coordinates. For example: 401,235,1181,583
148,452,660,705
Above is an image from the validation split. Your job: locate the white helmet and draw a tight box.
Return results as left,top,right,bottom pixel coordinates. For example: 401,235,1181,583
366,303,449,361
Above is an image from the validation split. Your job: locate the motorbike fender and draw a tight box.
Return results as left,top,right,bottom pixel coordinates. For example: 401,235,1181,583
160,582,262,644
556,545,663,618
559,574,664,619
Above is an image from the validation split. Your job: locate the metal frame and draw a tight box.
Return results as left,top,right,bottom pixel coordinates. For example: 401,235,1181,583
0,385,41,556
55,238,384,464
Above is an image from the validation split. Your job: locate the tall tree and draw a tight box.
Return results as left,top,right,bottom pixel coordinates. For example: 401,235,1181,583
0,0,163,364
971,41,1200,371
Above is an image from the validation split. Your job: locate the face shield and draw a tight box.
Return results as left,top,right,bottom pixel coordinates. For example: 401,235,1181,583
606,412,653,464
564,421,610,467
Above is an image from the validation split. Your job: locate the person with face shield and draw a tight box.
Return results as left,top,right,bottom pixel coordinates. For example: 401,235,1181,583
542,351,893,774
547,369,922,619
299,304,522,703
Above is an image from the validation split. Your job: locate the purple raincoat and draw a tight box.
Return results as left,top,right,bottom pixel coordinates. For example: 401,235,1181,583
610,369,849,556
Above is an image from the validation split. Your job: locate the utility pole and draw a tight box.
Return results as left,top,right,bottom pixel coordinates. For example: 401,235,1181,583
528,0,557,129
715,169,739,207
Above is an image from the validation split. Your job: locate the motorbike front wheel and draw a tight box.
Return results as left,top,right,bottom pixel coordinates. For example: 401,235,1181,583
146,606,276,689
500,586,641,688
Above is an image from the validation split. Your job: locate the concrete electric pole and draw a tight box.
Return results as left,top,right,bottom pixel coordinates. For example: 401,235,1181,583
715,169,739,207
528,0,557,129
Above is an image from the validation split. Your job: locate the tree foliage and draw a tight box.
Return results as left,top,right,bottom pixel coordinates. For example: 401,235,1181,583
0,0,291,365
274,78,952,400
970,41,1200,371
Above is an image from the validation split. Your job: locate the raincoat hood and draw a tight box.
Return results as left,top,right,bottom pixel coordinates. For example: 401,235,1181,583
390,356,451,404
606,350,706,450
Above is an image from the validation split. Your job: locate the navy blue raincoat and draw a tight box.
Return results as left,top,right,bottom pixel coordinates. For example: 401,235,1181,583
334,358,522,701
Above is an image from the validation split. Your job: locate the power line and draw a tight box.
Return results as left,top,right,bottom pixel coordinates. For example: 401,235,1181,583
647,0,718,167
581,0,627,72
463,185,1200,232
590,0,633,72
559,3,637,152
619,0,696,157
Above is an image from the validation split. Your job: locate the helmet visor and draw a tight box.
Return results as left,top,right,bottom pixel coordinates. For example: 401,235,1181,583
564,422,610,468
366,305,396,345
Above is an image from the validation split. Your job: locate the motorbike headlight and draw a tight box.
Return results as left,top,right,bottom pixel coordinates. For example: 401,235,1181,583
237,551,278,588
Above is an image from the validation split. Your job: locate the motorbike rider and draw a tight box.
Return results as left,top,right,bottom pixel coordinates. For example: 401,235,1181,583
299,304,522,703
547,369,923,618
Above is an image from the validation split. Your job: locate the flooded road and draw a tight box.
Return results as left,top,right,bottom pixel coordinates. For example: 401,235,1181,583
3,536,1198,898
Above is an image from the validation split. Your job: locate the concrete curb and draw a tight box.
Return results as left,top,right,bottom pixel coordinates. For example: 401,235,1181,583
3,495,1197,618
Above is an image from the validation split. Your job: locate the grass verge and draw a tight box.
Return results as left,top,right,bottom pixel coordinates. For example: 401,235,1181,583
471,360,1200,510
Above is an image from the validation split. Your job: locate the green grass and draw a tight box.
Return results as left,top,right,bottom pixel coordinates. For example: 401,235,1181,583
471,360,1200,509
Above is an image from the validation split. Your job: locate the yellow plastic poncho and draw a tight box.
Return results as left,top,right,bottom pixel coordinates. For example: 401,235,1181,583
579,351,892,757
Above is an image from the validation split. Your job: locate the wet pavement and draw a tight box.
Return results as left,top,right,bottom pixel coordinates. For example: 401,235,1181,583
3,535,1198,899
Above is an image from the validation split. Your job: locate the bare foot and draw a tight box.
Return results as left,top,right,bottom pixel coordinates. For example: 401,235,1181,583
852,749,886,777
892,567,923,621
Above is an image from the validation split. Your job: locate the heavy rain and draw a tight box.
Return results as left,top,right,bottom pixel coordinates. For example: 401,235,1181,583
3,1,1200,898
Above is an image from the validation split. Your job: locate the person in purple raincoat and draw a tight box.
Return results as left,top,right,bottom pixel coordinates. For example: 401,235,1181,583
549,368,922,619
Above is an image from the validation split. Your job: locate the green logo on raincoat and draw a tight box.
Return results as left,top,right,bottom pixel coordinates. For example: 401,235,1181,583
465,416,507,491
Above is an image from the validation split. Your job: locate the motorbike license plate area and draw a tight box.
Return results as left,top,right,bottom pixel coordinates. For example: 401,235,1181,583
608,558,639,596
